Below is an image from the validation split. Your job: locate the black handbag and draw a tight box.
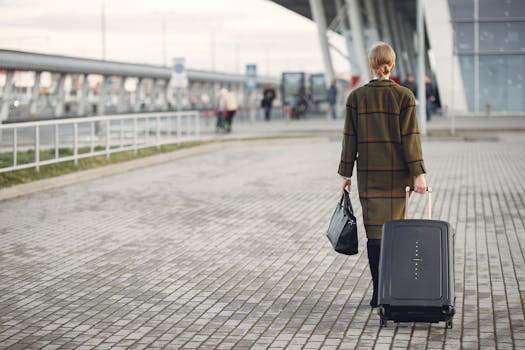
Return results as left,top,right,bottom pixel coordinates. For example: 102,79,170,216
326,190,358,255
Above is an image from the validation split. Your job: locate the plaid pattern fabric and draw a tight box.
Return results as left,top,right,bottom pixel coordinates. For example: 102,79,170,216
338,79,426,239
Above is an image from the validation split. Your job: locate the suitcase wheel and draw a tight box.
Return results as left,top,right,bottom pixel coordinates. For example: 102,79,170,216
446,320,453,329
378,306,388,327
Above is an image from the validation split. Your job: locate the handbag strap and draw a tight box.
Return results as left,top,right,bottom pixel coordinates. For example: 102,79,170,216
341,190,353,215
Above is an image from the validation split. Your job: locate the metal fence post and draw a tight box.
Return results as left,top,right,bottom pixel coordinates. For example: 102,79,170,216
74,123,78,166
184,114,188,137
168,115,172,140
0,111,201,174
133,117,138,155
177,114,181,140
195,112,200,137
55,124,59,159
156,116,160,149
145,118,149,146
119,118,124,149
106,119,110,159
35,125,40,172
90,121,95,153
12,128,17,167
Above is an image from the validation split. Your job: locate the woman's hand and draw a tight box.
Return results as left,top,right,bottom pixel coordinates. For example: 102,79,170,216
414,174,427,194
342,178,351,193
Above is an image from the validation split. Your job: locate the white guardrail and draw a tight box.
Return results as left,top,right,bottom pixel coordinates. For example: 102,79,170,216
0,111,200,173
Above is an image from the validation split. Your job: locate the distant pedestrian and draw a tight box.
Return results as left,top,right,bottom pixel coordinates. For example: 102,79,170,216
261,84,276,121
327,80,338,119
339,42,427,308
402,74,417,96
425,75,436,121
291,87,308,119
219,88,239,133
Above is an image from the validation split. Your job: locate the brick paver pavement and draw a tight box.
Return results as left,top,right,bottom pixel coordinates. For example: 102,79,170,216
1,131,525,349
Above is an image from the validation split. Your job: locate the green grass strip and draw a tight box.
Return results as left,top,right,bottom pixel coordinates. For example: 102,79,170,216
0,134,317,189
0,142,205,188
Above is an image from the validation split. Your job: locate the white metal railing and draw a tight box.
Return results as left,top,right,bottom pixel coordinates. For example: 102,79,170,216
0,111,200,173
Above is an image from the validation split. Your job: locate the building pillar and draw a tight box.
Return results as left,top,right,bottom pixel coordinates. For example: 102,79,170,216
309,0,335,84
117,76,127,113
160,79,169,111
423,0,467,114
98,75,108,116
375,0,392,44
165,79,173,110
210,82,217,110
341,31,360,76
473,0,479,112
335,0,347,28
134,78,144,112
400,18,416,75
95,76,108,136
54,74,66,117
335,0,358,74
156,79,163,111
78,74,90,116
417,0,427,135
148,79,157,112
396,14,413,76
386,0,407,79
30,71,41,116
346,0,370,83
0,70,14,122
188,81,196,110
363,0,380,46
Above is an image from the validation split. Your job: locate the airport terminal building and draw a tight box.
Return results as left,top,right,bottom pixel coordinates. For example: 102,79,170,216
450,0,525,113
1,0,523,122
272,0,525,115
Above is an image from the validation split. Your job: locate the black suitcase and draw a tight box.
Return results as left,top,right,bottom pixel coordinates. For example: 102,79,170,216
378,186,455,328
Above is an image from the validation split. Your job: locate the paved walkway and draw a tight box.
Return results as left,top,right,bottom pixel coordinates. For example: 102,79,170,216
1,126,525,349
205,114,525,137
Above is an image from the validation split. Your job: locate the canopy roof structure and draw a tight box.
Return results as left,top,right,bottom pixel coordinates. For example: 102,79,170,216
270,0,417,32
0,49,278,85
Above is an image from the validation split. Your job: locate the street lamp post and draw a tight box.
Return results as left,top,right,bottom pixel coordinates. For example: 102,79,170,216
161,16,167,66
101,0,106,60
153,12,175,66
211,30,216,71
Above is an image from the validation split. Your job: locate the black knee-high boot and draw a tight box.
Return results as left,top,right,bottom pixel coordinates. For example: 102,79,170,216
367,239,381,308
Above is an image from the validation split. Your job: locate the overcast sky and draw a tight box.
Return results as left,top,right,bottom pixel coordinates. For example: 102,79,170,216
0,0,349,77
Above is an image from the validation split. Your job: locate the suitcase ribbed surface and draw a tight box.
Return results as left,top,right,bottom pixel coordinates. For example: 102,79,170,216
378,219,455,327
390,222,443,301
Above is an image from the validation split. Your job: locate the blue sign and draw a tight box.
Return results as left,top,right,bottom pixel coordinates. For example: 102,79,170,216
174,63,184,74
245,64,257,91
171,57,188,88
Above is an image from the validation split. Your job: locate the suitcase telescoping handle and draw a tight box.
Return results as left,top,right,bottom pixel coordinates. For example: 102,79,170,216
405,186,432,220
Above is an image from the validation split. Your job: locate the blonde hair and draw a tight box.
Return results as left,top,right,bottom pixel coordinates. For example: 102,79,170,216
369,42,396,78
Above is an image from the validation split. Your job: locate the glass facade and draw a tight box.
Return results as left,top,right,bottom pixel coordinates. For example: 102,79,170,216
459,56,475,111
449,0,525,113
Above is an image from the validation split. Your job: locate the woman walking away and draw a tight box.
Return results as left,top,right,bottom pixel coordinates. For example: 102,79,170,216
338,42,428,308
219,88,239,133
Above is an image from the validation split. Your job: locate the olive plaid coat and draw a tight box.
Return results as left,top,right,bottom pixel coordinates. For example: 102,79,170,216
338,79,426,239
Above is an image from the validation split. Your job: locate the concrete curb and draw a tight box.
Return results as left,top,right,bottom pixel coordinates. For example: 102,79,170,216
0,137,328,202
